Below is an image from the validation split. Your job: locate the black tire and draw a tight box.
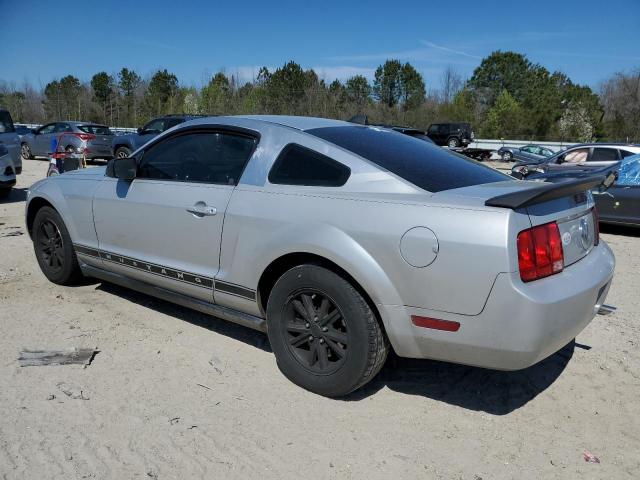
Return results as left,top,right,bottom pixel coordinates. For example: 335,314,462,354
502,151,513,162
32,206,83,285
447,137,460,148
266,265,388,397
21,143,33,160
115,146,131,158
0,188,11,199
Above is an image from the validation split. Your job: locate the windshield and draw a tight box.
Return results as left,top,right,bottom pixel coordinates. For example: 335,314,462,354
308,125,509,192
78,124,113,135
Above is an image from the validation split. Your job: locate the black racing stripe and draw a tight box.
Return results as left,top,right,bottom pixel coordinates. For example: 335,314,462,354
100,255,213,290
215,281,256,300
73,244,255,299
99,251,214,290
74,244,100,258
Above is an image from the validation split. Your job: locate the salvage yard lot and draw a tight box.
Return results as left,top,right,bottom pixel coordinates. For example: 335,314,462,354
1,159,639,479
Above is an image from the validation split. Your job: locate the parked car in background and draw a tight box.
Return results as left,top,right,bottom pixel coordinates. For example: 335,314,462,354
26,115,615,397
347,116,436,144
426,122,474,148
15,124,35,140
512,143,640,179
527,153,640,227
21,122,115,161
0,143,16,197
498,144,555,162
111,114,202,158
0,109,22,174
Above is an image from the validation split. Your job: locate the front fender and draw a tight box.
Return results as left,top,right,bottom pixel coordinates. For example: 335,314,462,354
26,175,101,248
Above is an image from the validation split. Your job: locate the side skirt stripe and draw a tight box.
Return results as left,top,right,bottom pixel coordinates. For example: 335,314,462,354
74,244,256,301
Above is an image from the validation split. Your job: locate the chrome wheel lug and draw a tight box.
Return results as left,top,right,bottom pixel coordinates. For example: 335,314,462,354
305,323,310,328
308,335,314,342
322,327,328,332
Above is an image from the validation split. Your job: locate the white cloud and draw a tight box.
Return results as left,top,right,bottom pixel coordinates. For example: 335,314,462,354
311,66,376,81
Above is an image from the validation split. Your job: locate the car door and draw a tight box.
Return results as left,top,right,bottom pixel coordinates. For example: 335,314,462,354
33,123,57,155
594,162,640,225
92,128,258,302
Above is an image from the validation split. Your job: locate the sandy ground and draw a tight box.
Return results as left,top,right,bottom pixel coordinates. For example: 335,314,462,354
1,158,639,480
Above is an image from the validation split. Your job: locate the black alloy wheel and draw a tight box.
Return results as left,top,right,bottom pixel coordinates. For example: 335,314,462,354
283,289,349,375
266,264,388,397
36,219,65,274
32,206,83,285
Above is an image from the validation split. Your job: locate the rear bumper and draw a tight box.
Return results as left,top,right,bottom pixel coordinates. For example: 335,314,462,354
379,241,615,370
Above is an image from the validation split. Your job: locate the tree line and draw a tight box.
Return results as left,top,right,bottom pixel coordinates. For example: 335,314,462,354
1,51,638,142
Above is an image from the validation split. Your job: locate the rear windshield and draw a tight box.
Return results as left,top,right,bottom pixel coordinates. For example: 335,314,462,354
0,111,15,133
307,126,508,192
78,124,113,135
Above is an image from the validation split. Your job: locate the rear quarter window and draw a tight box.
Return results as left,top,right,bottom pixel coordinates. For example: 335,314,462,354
307,126,508,192
269,144,350,187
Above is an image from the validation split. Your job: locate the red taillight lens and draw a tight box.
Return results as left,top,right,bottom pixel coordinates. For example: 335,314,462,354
517,222,564,282
75,133,95,141
592,207,600,245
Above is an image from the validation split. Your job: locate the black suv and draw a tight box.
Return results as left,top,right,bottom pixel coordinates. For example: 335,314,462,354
111,114,205,158
426,123,474,148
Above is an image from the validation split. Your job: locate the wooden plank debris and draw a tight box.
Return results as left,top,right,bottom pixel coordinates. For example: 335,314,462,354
18,347,98,367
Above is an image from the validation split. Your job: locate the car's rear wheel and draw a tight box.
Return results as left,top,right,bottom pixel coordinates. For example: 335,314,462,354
32,206,83,285
21,143,33,160
266,264,388,397
447,137,460,148
115,146,131,158
502,151,513,162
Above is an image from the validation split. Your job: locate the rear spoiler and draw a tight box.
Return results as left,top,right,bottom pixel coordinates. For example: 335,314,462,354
485,175,605,209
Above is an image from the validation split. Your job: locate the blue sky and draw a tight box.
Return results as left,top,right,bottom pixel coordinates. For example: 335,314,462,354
1,0,639,90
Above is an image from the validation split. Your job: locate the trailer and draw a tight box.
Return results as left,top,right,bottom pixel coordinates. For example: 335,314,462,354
449,147,496,162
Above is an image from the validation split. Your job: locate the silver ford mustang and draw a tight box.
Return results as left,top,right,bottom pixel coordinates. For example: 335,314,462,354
25,116,616,397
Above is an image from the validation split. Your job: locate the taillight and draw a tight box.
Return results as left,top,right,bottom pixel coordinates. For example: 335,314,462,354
592,207,600,245
74,133,95,141
517,222,564,282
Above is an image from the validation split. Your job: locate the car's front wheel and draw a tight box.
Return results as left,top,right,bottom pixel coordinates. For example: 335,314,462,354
32,206,83,285
21,143,33,160
266,264,388,397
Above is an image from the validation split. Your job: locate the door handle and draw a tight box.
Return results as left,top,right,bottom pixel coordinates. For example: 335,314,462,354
187,202,217,217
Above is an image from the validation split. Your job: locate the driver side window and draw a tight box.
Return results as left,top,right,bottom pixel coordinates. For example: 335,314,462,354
138,131,256,185
561,148,589,164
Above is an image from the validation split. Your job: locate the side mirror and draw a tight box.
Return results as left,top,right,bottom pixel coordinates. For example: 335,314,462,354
137,127,145,135
106,157,137,180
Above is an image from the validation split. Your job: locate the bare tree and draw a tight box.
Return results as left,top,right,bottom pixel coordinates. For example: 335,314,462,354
440,66,463,104
600,68,640,142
